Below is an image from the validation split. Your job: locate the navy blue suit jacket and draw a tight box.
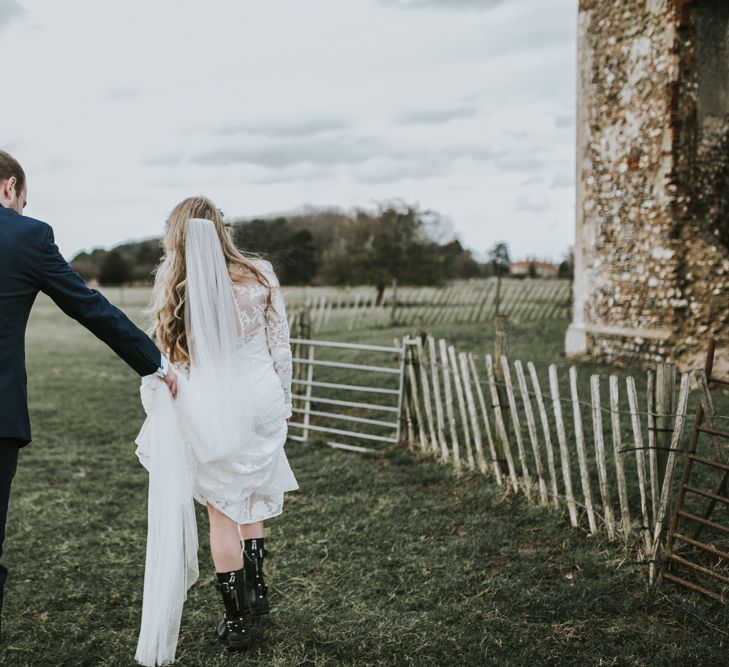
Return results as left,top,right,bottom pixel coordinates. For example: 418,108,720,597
0,204,161,446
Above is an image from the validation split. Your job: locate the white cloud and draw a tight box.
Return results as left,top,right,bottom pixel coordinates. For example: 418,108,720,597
515,194,551,212
521,175,543,186
392,106,478,125
2,0,577,262
208,116,356,139
0,0,23,31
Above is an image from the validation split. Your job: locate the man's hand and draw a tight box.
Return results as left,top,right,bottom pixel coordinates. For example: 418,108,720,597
163,366,178,399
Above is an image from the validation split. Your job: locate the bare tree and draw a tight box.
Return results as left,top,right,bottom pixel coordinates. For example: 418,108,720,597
487,242,510,316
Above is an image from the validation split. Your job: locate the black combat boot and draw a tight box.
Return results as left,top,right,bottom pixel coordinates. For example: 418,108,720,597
215,569,252,650
242,537,270,616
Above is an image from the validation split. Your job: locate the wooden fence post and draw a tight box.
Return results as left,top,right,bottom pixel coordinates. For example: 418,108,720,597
415,336,439,457
570,366,597,534
609,375,632,541
515,360,548,505
468,353,503,485
655,362,677,492
528,362,560,508
646,370,658,523
439,338,462,472
428,336,450,463
649,372,690,584
449,345,475,471
406,339,428,453
495,316,509,375
626,376,652,557
486,354,519,492
400,337,416,451
590,375,616,540
501,356,533,499
493,315,513,460
460,352,488,475
549,365,579,527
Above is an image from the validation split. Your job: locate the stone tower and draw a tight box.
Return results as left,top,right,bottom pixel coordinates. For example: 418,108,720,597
566,0,729,369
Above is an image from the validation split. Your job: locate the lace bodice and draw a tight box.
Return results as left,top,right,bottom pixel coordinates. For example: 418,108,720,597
230,259,293,417
169,258,293,418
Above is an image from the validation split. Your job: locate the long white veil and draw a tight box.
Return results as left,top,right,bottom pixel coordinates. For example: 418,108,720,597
135,217,253,666
177,217,253,463
134,376,198,667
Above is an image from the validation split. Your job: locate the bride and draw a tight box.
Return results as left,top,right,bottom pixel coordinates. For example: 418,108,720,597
133,196,300,665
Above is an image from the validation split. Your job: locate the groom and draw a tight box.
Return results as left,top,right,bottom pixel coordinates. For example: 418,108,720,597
0,150,177,637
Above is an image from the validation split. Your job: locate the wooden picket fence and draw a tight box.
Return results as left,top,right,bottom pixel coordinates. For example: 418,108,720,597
284,278,571,334
398,334,692,580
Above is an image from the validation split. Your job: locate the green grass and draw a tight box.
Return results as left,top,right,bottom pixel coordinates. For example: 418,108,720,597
2,295,729,666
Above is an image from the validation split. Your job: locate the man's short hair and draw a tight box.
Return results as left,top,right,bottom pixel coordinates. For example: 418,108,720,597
0,150,26,195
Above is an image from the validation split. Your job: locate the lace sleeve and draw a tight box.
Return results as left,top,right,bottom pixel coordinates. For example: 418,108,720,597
262,260,293,419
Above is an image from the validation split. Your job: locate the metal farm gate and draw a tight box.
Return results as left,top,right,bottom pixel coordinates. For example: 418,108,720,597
287,337,407,452
660,340,729,601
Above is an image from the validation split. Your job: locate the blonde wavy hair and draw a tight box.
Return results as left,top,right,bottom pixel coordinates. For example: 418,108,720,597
149,196,271,364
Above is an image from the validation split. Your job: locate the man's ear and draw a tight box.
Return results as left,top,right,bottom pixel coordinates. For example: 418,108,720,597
2,176,17,201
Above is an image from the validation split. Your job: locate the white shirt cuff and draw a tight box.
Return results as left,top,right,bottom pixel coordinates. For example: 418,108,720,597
154,354,169,378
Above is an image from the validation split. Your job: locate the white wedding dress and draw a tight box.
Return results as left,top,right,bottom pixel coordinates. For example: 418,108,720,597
132,220,300,667
135,257,300,524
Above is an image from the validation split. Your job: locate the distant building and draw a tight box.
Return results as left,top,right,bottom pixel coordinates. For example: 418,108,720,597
510,260,560,278
567,0,729,370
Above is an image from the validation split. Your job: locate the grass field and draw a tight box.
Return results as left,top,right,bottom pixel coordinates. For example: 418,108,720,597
2,294,729,666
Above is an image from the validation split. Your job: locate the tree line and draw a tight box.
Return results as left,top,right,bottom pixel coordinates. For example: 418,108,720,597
71,204,573,286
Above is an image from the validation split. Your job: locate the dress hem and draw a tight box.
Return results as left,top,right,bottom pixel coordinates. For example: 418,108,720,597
197,487,298,525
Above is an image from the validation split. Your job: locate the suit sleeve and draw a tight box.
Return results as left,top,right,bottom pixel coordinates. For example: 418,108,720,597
39,225,162,376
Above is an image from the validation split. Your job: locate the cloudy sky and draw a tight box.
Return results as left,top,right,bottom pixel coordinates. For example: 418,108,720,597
0,0,577,262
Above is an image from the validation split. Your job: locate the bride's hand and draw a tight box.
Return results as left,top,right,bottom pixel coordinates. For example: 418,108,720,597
163,366,179,399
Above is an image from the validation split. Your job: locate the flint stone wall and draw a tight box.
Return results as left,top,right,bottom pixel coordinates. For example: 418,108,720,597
568,0,729,371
